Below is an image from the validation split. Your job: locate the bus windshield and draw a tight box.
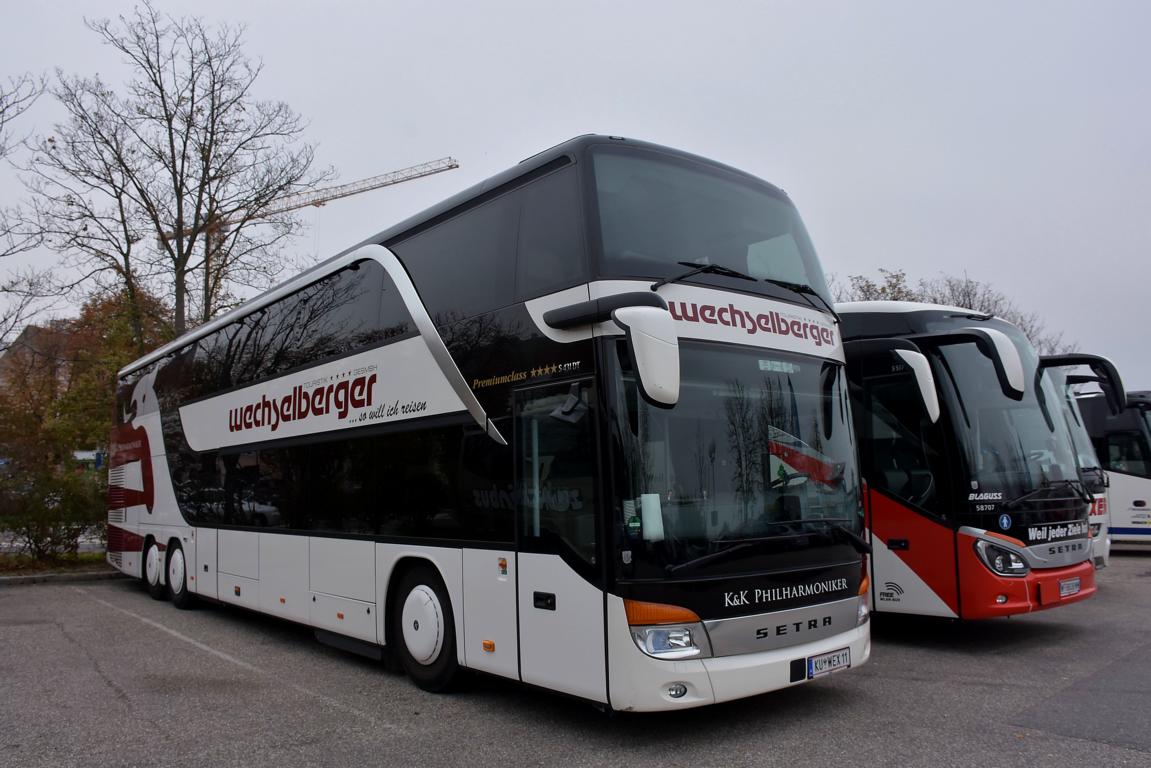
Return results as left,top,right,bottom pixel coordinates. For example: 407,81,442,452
591,147,832,304
610,342,860,578
931,325,1080,506
1045,367,1106,494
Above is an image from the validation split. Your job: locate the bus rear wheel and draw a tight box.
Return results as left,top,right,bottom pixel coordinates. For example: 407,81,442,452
167,542,193,609
143,540,166,600
393,564,458,692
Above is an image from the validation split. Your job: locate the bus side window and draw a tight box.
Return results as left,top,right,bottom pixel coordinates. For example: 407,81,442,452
1105,432,1151,478
517,382,598,567
516,165,586,300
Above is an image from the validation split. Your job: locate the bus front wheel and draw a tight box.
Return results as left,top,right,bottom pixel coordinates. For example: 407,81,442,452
393,564,459,692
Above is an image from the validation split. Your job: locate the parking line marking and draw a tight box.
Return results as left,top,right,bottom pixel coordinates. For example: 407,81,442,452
73,587,397,730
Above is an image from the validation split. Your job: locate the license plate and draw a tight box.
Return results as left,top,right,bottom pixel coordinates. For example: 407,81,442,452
1059,577,1081,597
808,647,851,679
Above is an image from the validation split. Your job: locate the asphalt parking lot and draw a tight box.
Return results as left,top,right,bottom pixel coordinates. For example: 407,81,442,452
2,554,1150,768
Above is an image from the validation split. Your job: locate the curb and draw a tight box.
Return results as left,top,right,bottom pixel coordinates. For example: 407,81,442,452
0,570,129,588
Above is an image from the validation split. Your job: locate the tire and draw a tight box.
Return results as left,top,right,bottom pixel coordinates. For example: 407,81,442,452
392,564,459,692
143,540,166,601
167,542,194,609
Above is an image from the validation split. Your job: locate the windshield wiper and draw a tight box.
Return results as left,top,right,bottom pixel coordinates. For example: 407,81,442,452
761,278,840,323
650,261,756,291
1001,479,1093,510
664,518,867,575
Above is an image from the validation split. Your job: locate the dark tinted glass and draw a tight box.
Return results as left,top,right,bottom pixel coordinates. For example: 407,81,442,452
592,148,832,303
182,260,409,397
397,193,519,322
171,423,515,542
516,167,586,298
1081,398,1151,479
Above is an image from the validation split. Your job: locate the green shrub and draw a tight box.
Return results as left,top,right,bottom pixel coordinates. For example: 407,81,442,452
0,465,105,560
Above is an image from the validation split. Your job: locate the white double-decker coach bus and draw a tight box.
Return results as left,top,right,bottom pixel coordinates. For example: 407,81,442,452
106,135,870,711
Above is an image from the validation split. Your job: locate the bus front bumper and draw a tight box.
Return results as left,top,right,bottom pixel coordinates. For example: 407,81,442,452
606,594,870,712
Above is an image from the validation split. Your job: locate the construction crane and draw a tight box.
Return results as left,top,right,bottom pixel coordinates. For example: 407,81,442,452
261,156,458,218
159,156,459,243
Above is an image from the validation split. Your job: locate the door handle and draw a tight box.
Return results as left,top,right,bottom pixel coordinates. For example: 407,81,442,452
533,591,556,611
887,538,910,551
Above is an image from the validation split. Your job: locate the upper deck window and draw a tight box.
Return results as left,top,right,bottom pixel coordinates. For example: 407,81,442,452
591,148,831,303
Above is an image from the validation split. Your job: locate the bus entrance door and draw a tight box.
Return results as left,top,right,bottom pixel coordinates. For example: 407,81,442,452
858,362,960,618
514,381,607,704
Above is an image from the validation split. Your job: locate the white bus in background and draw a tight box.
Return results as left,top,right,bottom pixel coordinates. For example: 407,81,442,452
106,135,870,712
1078,390,1151,548
1038,355,1126,568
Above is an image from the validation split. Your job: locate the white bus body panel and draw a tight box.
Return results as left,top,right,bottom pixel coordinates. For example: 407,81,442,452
194,527,218,599
219,573,260,611
218,530,259,580
1108,472,1151,546
259,534,310,623
309,538,374,602
310,593,376,643
461,548,519,680
218,530,260,609
517,553,606,703
605,594,870,711
375,544,464,663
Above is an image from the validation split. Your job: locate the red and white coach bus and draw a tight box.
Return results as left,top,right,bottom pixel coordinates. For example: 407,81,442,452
107,136,870,711
840,302,1096,619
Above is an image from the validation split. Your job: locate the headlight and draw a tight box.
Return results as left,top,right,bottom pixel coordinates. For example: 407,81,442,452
974,539,1030,577
631,624,711,659
857,599,870,626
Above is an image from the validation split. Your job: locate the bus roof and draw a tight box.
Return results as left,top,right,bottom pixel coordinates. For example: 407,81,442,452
119,135,785,378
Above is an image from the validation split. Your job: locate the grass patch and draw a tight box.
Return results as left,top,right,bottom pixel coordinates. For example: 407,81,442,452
0,550,109,575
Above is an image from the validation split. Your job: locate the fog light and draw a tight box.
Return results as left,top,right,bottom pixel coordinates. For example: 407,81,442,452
667,683,688,699
996,594,1008,604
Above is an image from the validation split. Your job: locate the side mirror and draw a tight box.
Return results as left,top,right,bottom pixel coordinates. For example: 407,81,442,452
844,338,940,424
1040,353,1127,415
893,349,942,424
965,327,1026,399
907,328,1026,400
542,291,681,408
612,306,680,407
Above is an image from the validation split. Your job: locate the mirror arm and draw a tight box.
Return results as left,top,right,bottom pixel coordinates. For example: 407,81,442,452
543,292,667,330
1039,353,1127,414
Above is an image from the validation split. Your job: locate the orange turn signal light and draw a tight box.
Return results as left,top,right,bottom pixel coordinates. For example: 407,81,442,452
336,612,345,620
624,599,700,626
482,640,495,653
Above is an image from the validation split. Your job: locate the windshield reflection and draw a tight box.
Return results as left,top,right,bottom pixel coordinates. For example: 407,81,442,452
611,342,860,578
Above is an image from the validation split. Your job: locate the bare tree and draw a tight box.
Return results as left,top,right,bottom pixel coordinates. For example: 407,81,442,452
0,74,52,350
836,267,1074,354
25,2,332,350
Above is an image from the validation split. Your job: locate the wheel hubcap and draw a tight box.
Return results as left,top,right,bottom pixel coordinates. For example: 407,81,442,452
144,544,160,586
168,549,185,594
401,585,443,666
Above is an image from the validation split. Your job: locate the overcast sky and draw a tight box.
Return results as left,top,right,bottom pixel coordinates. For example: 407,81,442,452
2,1,1149,387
